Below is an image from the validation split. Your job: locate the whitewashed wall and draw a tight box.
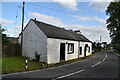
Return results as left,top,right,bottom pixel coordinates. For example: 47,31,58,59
19,20,92,64
47,38,78,64
79,42,92,57
22,20,47,62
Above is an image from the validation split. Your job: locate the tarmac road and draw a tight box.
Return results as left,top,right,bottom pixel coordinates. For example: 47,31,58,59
2,50,120,80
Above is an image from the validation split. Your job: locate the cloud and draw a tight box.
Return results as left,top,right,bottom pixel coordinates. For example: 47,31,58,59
73,15,106,24
93,17,106,24
4,25,21,37
29,12,110,43
29,12,65,27
52,0,78,11
89,0,113,11
5,22,28,37
64,25,111,43
7,12,109,43
0,19,14,25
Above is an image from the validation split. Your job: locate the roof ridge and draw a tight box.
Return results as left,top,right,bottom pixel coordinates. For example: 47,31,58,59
31,19,92,42
31,19,66,29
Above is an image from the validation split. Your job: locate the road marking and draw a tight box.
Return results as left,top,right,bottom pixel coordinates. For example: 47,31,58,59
2,55,94,77
2,72,21,77
81,59,88,62
102,58,106,61
106,53,108,58
52,69,85,80
91,62,101,67
2,58,88,77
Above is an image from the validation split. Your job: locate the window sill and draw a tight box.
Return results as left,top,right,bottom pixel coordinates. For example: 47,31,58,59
68,52,74,54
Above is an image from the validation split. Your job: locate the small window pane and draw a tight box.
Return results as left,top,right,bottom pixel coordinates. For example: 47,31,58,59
68,43,74,54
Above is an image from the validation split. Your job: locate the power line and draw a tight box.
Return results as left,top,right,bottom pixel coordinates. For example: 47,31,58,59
26,2,77,16
14,6,19,37
24,10,30,19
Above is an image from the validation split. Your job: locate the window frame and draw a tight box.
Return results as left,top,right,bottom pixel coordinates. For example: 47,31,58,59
68,43,74,54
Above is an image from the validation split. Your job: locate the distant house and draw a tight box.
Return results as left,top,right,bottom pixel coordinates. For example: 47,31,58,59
18,19,92,64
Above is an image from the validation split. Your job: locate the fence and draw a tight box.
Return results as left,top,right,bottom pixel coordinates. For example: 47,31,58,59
2,43,21,57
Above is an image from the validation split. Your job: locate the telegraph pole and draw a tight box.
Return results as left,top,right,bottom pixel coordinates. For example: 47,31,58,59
21,2,25,55
100,36,102,43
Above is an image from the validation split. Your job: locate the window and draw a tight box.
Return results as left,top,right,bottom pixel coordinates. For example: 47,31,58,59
68,43,74,54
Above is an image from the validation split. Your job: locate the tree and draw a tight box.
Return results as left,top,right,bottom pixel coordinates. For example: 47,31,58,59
0,24,10,45
106,1,120,51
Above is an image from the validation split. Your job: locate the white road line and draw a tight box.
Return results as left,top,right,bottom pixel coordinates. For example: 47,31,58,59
102,58,106,61
91,62,101,67
2,58,88,77
106,53,108,58
2,55,93,77
2,72,21,77
2,66,59,77
81,59,88,62
52,69,85,80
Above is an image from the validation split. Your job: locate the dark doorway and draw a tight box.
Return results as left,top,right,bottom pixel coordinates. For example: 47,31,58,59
60,43,65,61
79,47,82,55
84,44,88,57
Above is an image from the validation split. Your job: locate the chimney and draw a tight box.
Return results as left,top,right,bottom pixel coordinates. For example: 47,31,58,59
74,30,81,34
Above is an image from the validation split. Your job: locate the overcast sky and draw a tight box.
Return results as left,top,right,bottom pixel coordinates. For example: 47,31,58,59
1,0,114,43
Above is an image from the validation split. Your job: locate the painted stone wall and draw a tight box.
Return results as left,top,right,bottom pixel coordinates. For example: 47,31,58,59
79,42,92,57
22,20,47,62
47,38,79,64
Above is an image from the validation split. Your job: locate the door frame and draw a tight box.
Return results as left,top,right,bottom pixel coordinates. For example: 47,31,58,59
60,43,65,61
84,44,88,57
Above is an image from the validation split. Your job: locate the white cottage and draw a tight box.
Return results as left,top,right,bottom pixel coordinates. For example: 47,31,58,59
18,19,92,64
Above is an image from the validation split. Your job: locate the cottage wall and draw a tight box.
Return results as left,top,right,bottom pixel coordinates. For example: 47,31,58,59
79,42,92,57
19,19,92,64
47,38,79,64
22,20,47,62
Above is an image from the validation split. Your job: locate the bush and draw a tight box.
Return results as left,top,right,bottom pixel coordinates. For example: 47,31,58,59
34,51,41,61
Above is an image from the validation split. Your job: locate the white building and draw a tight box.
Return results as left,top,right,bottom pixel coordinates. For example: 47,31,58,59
18,19,92,64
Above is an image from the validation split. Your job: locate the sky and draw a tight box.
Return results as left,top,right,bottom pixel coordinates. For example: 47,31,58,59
1,0,114,43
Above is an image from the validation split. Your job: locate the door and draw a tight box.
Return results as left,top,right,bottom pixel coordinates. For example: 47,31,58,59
84,44,88,57
79,47,82,55
60,43,65,61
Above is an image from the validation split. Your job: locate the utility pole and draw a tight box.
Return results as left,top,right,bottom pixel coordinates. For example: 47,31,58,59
21,2,25,55
100,36,102,43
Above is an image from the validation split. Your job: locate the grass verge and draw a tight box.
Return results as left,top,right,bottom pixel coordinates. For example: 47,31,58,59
2,57,45,74
114,50,120,55
2,54,93,74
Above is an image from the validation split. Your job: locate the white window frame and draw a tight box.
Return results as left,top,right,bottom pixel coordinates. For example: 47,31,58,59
68,43,74,54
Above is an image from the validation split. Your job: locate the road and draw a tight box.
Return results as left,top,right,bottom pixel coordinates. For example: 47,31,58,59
2,50,120,79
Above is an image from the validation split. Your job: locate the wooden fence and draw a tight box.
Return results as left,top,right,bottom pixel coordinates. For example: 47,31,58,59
2,43,21,57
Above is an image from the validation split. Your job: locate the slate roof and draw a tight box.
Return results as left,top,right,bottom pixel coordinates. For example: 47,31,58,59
31,19,92,42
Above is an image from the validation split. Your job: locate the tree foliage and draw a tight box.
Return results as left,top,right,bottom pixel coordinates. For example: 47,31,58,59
106,1,120,51
0,24,10,45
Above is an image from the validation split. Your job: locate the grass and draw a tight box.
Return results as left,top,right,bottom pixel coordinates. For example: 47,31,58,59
114,50,120,55
0,58,2,74
2,57,45,74
2,54,93,74
116,51,120,55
